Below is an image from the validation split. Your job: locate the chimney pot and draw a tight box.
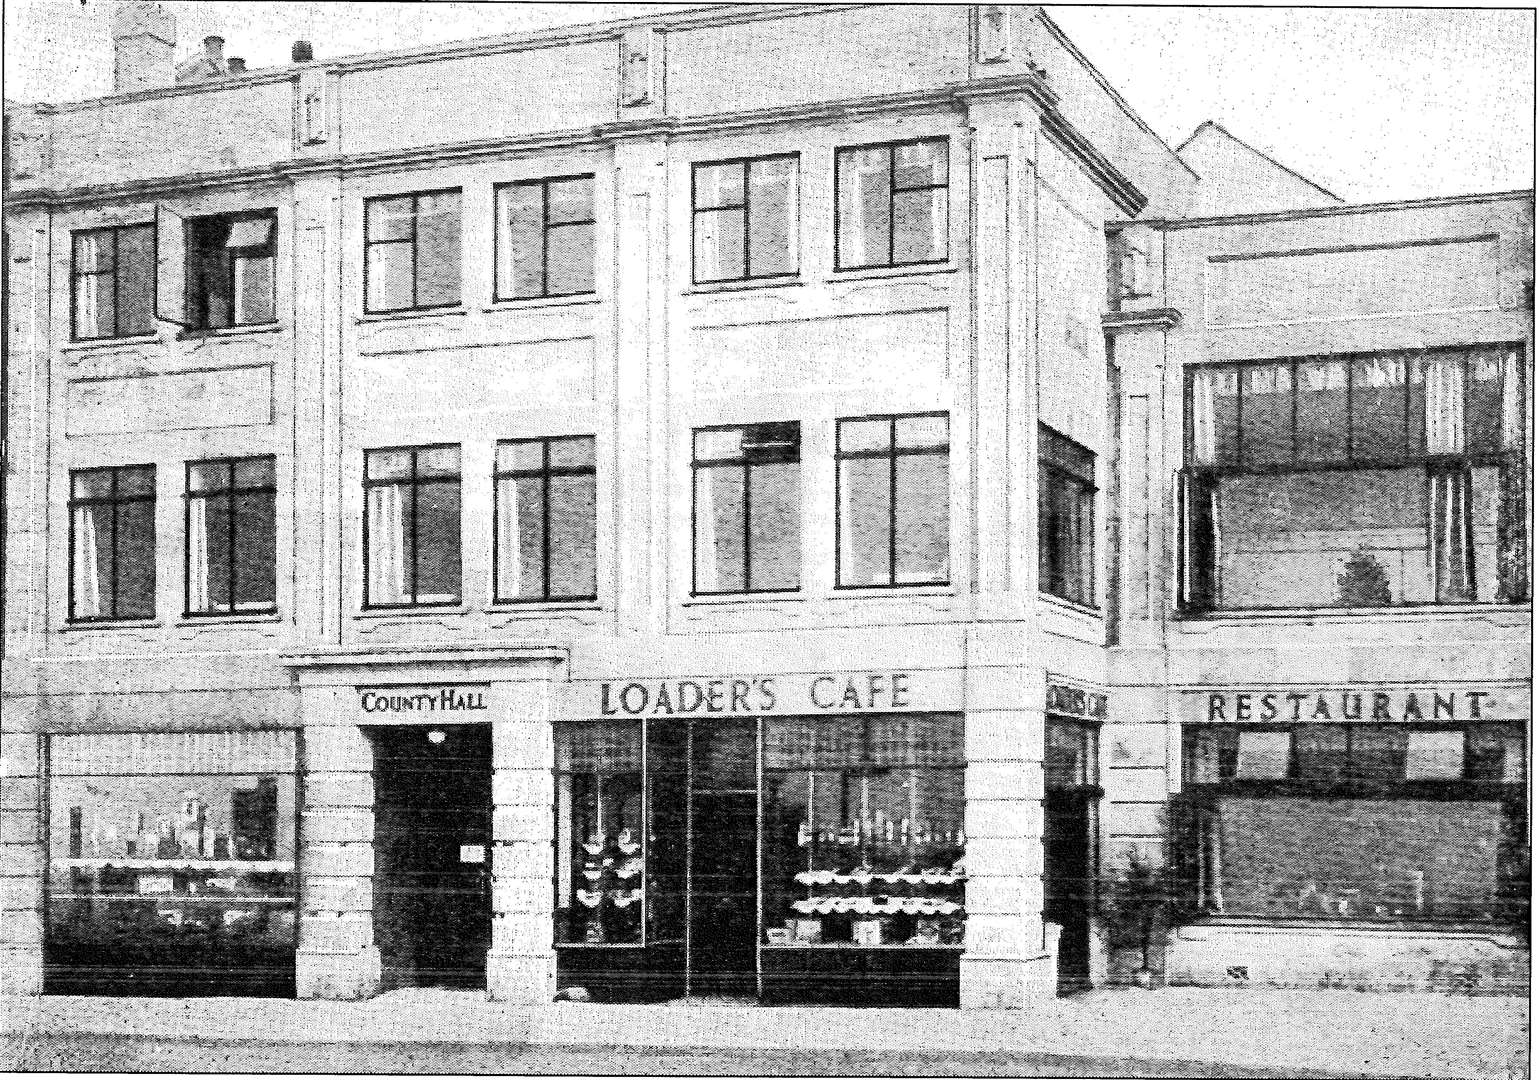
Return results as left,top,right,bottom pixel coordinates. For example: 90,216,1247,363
226,57,246,74
291,40,314,63
203,34,225,64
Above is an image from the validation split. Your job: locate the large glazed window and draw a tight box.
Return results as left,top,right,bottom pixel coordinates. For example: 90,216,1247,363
1179,347,1528,611
1039,426,1097,607
692,423,801,595
494,176,596,301
1176,723,1527,926
185,457,277,617
69,465,156,622
71,224,155,340
835,138,948,270
494,436,597,603
837,414,949,588
761,715,966,949
363,189,461,313
45,731,298,995
692,155,798,283
363,445,461,608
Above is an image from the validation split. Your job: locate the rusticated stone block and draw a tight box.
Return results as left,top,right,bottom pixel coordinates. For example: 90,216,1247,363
296,945,382,1001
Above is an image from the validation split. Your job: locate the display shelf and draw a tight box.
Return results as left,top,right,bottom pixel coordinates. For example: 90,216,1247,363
760,942,964,950
57,859,295,872
51,894,295,905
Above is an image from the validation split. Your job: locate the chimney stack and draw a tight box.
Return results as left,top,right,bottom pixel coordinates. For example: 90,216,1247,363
226,57,246,75
110,1,176,94
202,35,226,70
291,40,314,63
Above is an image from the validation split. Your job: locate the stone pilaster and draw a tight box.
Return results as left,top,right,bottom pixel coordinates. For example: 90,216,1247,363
296,696,380,1000
0,728,43,996
487,681,556,1003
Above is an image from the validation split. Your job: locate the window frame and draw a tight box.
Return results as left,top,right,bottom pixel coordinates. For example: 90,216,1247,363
184,210,279,332
182,456,279,619
1038,425,1099,608
690,153,801,285
67,464,157,623
362,188,462,315
833,136,950,272
69,223,157,341
361,443,463,610
834,411,951,590
690,421,803,597
492,435,598,604
492,174,597,302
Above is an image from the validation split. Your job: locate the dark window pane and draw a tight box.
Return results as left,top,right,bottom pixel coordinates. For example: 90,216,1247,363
1293,725,1348,782
366,196,415,242
414,192,460,306
116,226,156,335
1348,725,1406,781
747,158,796,278
415,480,461,603
838,456,891,586
893,187,946,264
234,491,277,609
749,461,800,590
365,242,414,312
1296,359,1348,462
496,475,546,600
546,222,595,296
1467,349,1505,455
496,184,544,299
895,452,948,583
694,207,744,281
549,474,597,599
894,140,946,188
115,500,157,619
548,177,593,224
189,461,230,495
550,437,595,470
118,467,156,498
234,457,276,488
234,250,275,325
417,446,460,478
1350,355,1407,461
1241,362,1294,464
695,466,745,593
73,470,114,500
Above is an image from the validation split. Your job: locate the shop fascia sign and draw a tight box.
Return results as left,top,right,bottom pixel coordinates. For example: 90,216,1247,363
591,669,962,718
357,684,490,716
1185,684,1527,724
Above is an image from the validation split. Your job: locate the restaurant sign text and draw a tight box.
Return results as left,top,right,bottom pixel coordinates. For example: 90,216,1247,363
586,669,962,718
1185,685,1527,724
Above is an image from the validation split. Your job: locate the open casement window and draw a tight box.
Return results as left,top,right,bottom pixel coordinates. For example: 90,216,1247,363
1175,723,1527,927
1178,347,1528,612
151,207,277,330
363,445,461,608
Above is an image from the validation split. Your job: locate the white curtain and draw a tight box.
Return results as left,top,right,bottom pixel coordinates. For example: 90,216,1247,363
695,470,718,592
72,506,102,618
367,484,408,604
188,497,211,613
839,149,889,266
1429,468,1473,602
1190,368,1218,464
1423,356,1466,454
495,477,523,600
1499,347,1522,450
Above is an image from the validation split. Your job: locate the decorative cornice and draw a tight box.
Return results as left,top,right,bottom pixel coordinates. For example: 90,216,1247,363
279,641,569,670
1149,188,1535,231
1103,308,1182,333
949,72,1056,112
1040,108,1147,219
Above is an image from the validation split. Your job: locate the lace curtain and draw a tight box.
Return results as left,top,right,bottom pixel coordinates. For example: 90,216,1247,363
367,484,408,605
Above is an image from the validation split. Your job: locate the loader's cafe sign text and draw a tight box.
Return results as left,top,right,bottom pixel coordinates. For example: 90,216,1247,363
594,670,958,717
1187,685,1527,724
359,686,489,715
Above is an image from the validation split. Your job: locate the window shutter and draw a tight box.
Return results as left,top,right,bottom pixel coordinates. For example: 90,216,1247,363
154,206,188,325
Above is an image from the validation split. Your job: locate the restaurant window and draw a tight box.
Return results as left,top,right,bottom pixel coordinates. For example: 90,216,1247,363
185,457,277,618
71,224,155,340
494,436,597,603
692,155,798,283
1039,426,1097,607
553,722,685,947
69,465,156,622
1177,723,1527,926
835,138,948,270
692,423,801,595
363,189,461,313
494,176,595,301
363,445,460,608
762,714,966,948
45,731,298,995
1179,347,1528,611
837,413,949,588
185,211,276,330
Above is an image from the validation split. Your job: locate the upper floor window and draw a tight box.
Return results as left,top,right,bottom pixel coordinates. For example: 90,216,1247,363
835,138,948,271
495,176,595,301
495,436,597,603
69,465,156,622
186,212,276,330
693,423,801,595
364,190,461,313
71,224,155,340
364,445,460,608
185,457,277,618
692,155,798,283
836,413,949,588
1039,426,1097,607
1179,347,1529,612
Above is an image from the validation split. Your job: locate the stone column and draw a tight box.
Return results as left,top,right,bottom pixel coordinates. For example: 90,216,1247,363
296,691,380,999
960,632,1054,1008
0,728,43,995
487,681,556,1003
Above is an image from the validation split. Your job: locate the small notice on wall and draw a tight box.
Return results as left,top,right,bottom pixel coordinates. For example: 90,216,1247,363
459,844,486,864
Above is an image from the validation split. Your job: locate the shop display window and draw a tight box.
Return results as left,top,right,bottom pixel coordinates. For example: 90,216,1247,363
45,732,298,994
1178,723,1527,926
762,714,966,949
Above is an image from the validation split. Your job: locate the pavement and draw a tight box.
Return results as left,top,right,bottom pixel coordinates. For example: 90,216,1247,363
1,986,1530,1078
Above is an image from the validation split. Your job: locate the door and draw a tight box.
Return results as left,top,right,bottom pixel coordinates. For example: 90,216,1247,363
687,720,758,996
1043,790,1096,992
371,724,492,989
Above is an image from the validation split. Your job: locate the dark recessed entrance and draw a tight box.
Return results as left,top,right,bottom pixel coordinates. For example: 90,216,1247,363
370,724,492,990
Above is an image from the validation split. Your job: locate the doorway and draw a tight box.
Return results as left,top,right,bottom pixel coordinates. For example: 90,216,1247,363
1043,717,1101,994
686,719,758,997
370,723,492,989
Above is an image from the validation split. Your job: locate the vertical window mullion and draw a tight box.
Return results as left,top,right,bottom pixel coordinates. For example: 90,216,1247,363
407,453,420,604
1345,357,1355,460
542,441,554,602
409,196,420,310
108,470,121,619
1290,357,1300,463
226,463,239,612
1235,364,1245,467
742,461,754,592
887,149,897,268
741,162,753,280
541,182,552,299
888,419,898,586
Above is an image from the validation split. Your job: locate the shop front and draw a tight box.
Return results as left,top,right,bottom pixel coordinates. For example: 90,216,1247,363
559,670,970,1006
